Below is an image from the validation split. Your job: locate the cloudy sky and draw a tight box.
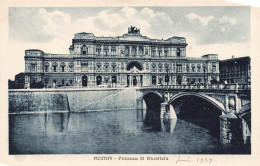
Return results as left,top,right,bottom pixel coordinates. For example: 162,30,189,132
8,6,250,79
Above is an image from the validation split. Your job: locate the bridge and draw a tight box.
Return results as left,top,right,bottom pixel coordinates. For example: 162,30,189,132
136,83,251,145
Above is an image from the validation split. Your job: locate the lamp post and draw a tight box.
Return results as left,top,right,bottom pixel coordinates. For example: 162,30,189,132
166,66,169,86
203,65,206,85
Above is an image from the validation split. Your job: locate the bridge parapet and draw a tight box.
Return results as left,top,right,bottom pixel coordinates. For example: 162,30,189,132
140,83,250,91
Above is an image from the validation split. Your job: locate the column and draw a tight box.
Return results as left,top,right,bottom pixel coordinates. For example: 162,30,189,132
130,75,132,86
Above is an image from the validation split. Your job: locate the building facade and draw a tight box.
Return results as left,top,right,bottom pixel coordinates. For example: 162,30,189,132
23,26,220,88
219,56,251,84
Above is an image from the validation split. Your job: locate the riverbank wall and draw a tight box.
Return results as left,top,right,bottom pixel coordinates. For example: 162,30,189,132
9,88,141,114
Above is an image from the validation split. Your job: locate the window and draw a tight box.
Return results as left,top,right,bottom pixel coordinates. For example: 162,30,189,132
186,65,189,72
176,48,181,57
177,64,182,72
96,63,102,71
104,47,109,56
82,45,87,55
158,50,162,57
212,62,216,72
125,47,129,55
139,47,143,56
151,50,155,57
145,49,148,55
111,47,116,53
61,66,65,72
45,66,48,72
31,64,36,72
53,66,57,72
96,47,101,55
152,63,156,72
165,64,169,72
158,64,163,72
146,63,149,70
132,47,136,55
112,63,117,72
197,66,201,72
192,66,195,72
104,63,109,71
164,50,168,57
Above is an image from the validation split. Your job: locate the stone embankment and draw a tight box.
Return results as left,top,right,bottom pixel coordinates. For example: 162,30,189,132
9,87,140,114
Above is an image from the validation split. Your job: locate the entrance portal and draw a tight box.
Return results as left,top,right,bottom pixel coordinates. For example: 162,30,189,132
82,75,88,87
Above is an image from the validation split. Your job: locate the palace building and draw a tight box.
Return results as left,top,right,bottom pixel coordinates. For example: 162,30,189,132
23,26,220,88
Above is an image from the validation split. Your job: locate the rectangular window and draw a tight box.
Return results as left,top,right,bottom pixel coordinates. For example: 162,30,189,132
164,50,168,57
31,64,36,72
177,65,182,72
151,50,155,57
158,50,162,57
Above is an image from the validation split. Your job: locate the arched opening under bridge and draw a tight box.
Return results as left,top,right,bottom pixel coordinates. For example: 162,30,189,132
142,92,164,131
170,94,223,138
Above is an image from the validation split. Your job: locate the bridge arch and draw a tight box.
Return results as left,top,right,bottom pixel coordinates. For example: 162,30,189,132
169,92,226,113
142,91,163,110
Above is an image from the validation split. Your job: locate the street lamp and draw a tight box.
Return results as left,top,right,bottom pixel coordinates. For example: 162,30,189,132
165,66,169,86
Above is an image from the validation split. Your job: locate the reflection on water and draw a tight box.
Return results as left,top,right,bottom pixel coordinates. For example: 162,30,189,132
9,109,249,154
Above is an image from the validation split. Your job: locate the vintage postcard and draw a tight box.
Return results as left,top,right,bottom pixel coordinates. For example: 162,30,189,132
0,0,259,165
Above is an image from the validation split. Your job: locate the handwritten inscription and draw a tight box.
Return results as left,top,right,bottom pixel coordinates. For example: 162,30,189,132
176,156,212,164
93,156,213,164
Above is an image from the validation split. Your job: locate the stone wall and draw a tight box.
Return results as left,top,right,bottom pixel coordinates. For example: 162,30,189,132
9,88,139,114
9,92,69,114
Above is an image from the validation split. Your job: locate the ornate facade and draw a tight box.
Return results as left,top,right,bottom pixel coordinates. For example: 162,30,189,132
24,26,220,88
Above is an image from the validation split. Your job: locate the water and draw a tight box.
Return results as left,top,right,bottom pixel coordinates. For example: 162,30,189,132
9,109,249,154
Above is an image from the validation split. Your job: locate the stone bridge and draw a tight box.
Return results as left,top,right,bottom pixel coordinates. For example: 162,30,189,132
136,84,251,145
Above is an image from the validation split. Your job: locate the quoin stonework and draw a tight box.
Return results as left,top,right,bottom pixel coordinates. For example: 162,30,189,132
20,26,221,89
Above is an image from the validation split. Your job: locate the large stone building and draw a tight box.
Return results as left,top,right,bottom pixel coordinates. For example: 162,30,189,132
219,56,251,84
23,26,220,88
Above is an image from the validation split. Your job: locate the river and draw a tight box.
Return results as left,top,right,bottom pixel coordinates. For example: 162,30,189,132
9,109,250,154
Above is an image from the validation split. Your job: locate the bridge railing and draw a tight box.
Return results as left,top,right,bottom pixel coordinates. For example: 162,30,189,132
140,83,251,91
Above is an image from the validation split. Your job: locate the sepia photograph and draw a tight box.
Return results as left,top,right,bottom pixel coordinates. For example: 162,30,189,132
1,0,259,165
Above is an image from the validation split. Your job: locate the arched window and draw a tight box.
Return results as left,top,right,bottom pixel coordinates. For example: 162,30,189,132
112,75,117,83
165,75,169,83
82,45,87,55
176,48,181,57
97,75,102,85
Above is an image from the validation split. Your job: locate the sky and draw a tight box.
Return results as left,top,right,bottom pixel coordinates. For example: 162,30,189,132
8,6,250,79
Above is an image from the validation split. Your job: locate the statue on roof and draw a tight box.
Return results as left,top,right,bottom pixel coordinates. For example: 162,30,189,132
128,26,140,34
